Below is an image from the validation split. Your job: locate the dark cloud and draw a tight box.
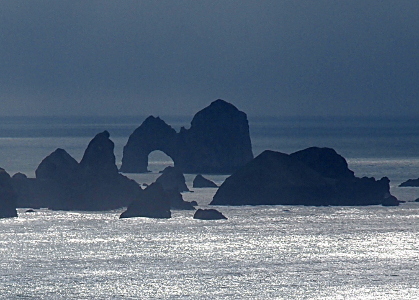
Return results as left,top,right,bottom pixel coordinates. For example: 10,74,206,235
1,0,418,116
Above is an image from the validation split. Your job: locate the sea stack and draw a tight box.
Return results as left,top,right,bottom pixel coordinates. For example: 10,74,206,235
14,131,142,211
120,99,254,174
0,168,18,218
120,182,172,219
211,147,400,207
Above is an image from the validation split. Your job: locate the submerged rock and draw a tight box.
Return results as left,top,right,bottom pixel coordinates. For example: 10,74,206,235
0,168,18,218
211,148,400,207
193,174,218,188
120,183,171,219
193,209,227,220
120,99,253,174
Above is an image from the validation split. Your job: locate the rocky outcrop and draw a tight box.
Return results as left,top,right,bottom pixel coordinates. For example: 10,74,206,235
0,168,18,218
120,183,171,219
14,131,142,211
120,99,253,174
290,147,354,179
155,166,195,210
399,178,419,187
155,166,189,193
211,148,400,207
36,148,80,183
193,174,218,188
193,209,227,220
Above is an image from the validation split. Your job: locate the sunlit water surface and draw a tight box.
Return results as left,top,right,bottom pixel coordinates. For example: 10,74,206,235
1,116,419,299
1,200,419,299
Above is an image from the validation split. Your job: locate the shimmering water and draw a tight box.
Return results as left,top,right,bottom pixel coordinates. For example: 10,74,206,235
1,116,419,299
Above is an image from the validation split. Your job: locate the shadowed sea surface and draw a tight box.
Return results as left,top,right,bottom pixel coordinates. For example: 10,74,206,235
1,116,419,299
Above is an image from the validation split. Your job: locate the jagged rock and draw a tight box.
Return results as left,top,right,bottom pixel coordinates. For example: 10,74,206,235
211,148,400,207
193,174,218,188
399,178,419,187
120,99,253,174
155,166,189,192
120,183,171,219
14,131,142,211
0,168,18,218
193,209,227,220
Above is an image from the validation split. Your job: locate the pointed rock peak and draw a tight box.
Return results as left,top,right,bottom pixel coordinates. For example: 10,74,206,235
156,166,189,192
35,148,79,180
80,130,117,175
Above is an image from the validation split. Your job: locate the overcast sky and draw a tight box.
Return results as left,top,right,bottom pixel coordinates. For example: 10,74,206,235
1,0,418,117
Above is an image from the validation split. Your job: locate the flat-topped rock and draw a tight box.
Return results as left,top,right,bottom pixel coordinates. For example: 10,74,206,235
193,209,227,220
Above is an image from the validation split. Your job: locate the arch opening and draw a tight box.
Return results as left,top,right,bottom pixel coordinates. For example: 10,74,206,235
147,150,174,173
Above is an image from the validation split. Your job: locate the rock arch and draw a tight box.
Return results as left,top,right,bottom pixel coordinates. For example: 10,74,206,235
147,150,175,173
120,99,254,174
120,116,178,173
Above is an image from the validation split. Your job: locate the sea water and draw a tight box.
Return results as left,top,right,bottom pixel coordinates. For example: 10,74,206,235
0,116,419,299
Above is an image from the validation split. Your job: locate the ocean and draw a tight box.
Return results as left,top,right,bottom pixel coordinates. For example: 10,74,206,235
0,116,419,299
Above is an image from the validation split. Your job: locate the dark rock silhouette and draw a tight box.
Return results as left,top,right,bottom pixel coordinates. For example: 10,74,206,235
120,183,171,219
0,168,18,218
193,174,218,188
36,148,80,184
415,198,419,202
290,147,354,179
155,166,195,210
193,209,227,220
120,99,253,174
211,148,400,207
155,166,189,192
399,178,419,187
165,189,196,210
14,131,142,211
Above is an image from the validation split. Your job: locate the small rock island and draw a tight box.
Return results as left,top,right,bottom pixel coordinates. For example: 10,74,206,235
211,147,400,207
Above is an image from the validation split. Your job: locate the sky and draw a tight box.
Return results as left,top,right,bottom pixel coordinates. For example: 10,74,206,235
0,0,418,117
